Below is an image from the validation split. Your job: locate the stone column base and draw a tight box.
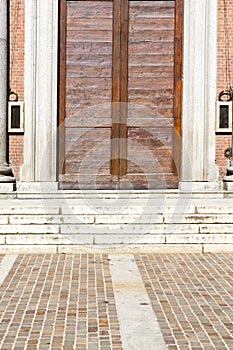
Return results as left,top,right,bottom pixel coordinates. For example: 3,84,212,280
223,175,233,190
0,164,15,189
0,183,16,192
179,181,220,191
17,182,59,192
0,175,15,182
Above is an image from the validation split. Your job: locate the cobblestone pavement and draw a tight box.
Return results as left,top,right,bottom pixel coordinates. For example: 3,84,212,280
0,254,233,349
0,254,123,350
136,254,233,350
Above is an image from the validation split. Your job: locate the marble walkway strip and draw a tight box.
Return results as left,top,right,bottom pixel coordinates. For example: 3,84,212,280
109,254,167,350
0,254,18,285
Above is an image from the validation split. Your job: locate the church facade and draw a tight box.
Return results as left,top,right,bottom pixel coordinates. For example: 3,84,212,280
2,0,232,192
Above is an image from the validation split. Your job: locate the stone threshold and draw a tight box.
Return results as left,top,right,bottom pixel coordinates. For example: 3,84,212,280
1,189,233,200
0,243,232,254
1,180,233,199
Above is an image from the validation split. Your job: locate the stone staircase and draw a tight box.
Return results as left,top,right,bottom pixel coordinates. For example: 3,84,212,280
1,189,233,253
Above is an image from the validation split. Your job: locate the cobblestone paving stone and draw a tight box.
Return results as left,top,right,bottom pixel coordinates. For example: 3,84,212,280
0,254,123,350
136,253,233,350
2,253,233,350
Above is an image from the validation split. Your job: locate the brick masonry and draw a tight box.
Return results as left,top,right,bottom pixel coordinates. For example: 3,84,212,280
216,0,233,180
7,0,233,182
9,0,24,180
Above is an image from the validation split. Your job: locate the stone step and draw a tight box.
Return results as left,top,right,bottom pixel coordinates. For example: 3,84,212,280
0,194,233,251
0,205,232,216
196,205,233,214
0,221,233,234
15,189,226,199
0,206,59,215
0,233,232,244
0,199,231,211
1,213,233,225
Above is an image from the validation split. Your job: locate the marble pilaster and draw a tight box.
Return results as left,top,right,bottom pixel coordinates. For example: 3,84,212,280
0,1,15,185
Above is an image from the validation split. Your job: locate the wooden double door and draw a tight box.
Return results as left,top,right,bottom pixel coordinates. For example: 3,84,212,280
59,0,182,189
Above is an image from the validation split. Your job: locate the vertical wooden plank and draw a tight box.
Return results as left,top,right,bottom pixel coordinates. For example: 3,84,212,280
58,0,67,175
119,0,129,176
173,0,183,176
111,0,129,177
62,1,115,189
111,0,121,175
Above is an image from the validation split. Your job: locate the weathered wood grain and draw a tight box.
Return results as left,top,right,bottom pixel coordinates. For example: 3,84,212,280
129,41,174,54
129,17,174,30
67,30,112,42
59,0,67,174
59,173,178,190
173,0,183,175
67,1,113,18
67,42,112,55
127,0,175,181
59,0,181,190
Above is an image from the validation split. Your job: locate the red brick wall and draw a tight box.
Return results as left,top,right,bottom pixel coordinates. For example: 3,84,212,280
216,135,232,179
216,0,233,180
9,0,24,180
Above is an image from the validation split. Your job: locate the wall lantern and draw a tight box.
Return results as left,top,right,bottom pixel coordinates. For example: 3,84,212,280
8,91,24,133
216,89,233,133
216,101,232,133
